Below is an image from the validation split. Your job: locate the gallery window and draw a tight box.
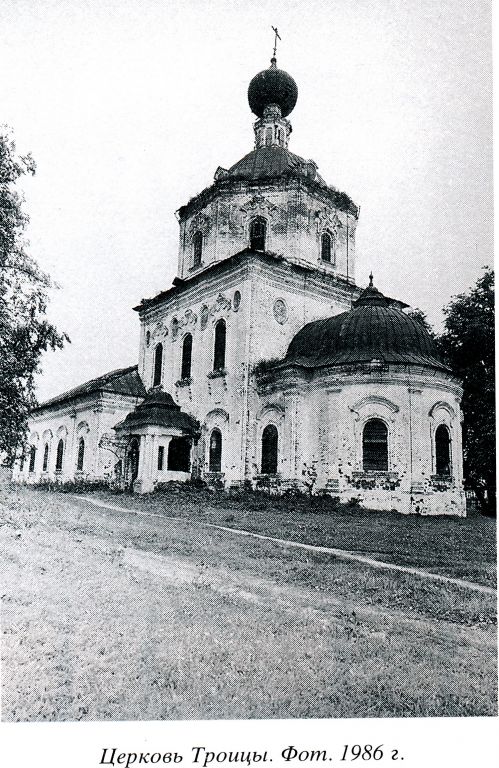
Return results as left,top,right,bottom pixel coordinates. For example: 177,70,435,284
213,319,226,371
29,446,36,473
209,428,222,473
153,343,163,387
55,439,64,471
77,438,85,471
42,443,49,472
362,419,388,471
181,333,193,380
261,424,278,474
249,217,266,251
435,424,451,476
193,231,203,267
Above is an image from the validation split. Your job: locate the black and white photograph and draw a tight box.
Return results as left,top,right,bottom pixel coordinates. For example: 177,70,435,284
0,0,496,762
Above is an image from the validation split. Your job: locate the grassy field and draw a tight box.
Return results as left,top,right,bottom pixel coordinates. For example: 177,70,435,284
1,481,496,721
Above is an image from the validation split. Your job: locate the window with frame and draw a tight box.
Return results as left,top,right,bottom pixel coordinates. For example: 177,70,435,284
158,445,165,471
29,446,36,473
321,231,333,263
209,429,222,472
153,343,163,387
362,419,388,471
42,443,49,472
213,319,226,371
77,437,85,471
261,424,278,474
193,231,203,267
435,424,451,476
55,439,64,471
181,333,193,380
249,217,267,251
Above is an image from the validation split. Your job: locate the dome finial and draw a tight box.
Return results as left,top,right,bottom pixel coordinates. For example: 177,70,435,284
369,271,374,287
271,25,281,65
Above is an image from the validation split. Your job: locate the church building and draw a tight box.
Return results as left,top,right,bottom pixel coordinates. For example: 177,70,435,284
14,53,466,515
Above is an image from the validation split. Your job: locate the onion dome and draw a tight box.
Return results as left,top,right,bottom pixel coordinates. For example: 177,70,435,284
285,277,447,370
113,389,199,434
248,58,298,118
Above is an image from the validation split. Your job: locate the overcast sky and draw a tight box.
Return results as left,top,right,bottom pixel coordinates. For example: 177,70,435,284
1,0,492,402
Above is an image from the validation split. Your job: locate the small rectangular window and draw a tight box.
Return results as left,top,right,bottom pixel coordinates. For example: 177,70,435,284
158,446,164,471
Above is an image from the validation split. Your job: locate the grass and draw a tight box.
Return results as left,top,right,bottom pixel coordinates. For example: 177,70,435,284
92,483,497,587
1,481,496,721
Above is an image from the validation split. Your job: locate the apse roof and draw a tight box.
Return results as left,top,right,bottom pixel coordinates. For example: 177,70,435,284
284,282,448,371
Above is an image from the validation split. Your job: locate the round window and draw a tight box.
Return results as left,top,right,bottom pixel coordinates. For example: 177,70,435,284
273,298,288,325
233,290,241,312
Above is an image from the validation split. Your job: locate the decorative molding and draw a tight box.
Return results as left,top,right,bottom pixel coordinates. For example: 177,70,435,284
209,293,231,319
350,395,399,415
188,212,211,237
240,195,278,222
429,400,456,419
315,209,342,234
256,403,285,422
203,408,230,427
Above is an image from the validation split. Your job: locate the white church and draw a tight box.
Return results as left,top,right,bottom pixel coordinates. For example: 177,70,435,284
15,54,466,515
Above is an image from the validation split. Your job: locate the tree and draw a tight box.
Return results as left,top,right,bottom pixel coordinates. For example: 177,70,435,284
0,127,67,465
439,269,495,515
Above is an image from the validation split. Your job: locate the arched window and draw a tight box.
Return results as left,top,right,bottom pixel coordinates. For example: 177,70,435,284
321,232,333,263
250,217,267,251
153,343,163,387
158,445,165,470
29,446,36,473
435,424,451,476
265,127,272,146
55,439,64,471
193,231,203,267
213,319,226,371
42,443,49,472
209,428,222,472
77,437,85,471
261,424,278,474
181,333,193,380
146,330,151,347
168,437,191,472
363,419,388,471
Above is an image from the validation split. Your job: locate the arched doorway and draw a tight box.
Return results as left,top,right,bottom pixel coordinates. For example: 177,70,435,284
126,439,140,492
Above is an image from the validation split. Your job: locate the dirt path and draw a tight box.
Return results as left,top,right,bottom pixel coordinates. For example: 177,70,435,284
77,495,496,596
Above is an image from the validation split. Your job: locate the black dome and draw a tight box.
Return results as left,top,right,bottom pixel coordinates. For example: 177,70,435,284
248,61,298,118
285,284,447,370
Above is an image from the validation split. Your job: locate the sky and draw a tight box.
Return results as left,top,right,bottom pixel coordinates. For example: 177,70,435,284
0,0,492,402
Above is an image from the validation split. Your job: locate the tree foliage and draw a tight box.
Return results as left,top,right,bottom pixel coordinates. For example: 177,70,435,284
439,269,495,515
0,128,67,464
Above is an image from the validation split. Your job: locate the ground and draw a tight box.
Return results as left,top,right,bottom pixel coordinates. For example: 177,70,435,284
0,479,496,721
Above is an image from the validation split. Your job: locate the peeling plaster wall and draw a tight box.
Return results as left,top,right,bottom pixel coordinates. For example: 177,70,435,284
14,394,139,484
177,179,357,283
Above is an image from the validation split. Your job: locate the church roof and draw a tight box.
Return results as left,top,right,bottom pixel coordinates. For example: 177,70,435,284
284,281,448,371
134,248,358,313
34,365,146,411
113,389,199,435
226,145,326,185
